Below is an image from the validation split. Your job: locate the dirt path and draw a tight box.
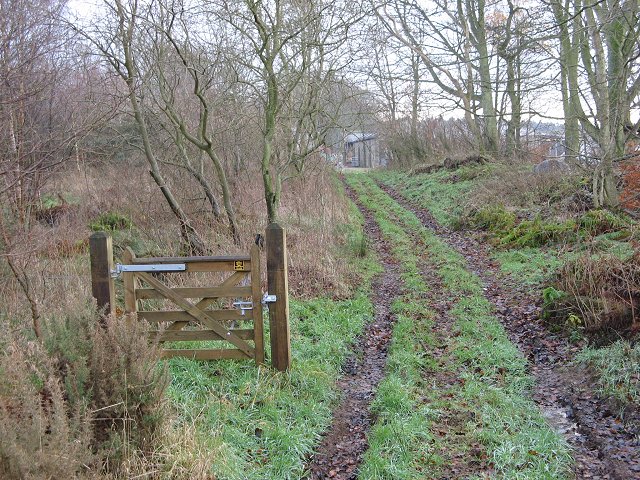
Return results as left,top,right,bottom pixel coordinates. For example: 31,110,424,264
305,185,401,480
378,181,640,479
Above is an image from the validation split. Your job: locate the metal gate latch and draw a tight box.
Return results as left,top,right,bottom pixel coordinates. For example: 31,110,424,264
111,263,186,278
262,293,277,305
232,301,253,315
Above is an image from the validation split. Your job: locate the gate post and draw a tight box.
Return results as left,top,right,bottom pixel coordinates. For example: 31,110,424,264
266,223,291,371
89,231,116,320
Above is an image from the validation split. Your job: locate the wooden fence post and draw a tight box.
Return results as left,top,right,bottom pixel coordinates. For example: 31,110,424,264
266,223,291,371
89,231,116,320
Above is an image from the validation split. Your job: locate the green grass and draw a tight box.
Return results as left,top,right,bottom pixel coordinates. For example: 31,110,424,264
493,248,567,286
359,301,436,479
373,169,472,227
377,170,636,285
348,174,572,479
347,177,434,479
575,341,640,405
376,166,639,422
166,294,373,479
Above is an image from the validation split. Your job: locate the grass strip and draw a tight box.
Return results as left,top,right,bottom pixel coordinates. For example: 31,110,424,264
349,174,572,479
346,175,436,478
374,169,473,227
575,341,640,404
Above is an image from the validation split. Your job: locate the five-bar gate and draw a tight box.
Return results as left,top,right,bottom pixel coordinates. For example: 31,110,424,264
119,246,264,364
89,226,291,370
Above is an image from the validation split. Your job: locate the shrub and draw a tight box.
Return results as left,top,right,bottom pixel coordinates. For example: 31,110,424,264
347,230,368,258
550,251,640,335
470,205,517,234
0,308,168,478
0,341,93,479
90,212,133,232
33,193,79,226
578,209,630,237
542,286,566,315
89,314,168,460
466,168,587,218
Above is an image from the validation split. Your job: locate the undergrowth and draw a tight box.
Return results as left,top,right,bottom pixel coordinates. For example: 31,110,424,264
544,252,640,337
90,211,134,232
0,309,168,479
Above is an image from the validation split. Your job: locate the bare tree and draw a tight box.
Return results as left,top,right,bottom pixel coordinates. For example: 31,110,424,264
550,0,640,207
375,0,502,154
148,1,242,243
0,0,96,337
219,0,357,223
78,0,209,253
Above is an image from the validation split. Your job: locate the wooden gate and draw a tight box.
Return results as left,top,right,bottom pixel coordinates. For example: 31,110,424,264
120,246,264,364
90,226,290,370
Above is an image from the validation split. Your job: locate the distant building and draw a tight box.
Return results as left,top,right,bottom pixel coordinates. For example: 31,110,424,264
344,132,385,168
521,122,566,160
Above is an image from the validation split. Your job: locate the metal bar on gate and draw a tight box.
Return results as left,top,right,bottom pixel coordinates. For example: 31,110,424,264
111,263,186,277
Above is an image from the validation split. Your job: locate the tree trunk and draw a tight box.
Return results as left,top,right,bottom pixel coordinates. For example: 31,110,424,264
410,53,420,160
262,59,280,225
202,147,240,244
116,0,206,255
552,0,582,165
174,137,223,221
468,0,500,154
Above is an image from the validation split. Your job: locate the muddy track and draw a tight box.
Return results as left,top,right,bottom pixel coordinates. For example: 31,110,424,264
305,184,401,480
378,181,640,480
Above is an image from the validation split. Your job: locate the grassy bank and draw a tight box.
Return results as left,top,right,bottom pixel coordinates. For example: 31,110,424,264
375,168,640,406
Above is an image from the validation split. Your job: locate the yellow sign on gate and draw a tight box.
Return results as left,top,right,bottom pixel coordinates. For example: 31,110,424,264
234,260,245,271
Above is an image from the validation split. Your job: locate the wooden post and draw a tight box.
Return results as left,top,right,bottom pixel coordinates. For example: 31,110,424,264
266,223,291,371
89,232,116,319
250,245,265,365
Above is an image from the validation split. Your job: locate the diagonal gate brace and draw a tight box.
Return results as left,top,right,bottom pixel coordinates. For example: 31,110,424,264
137,272,254,358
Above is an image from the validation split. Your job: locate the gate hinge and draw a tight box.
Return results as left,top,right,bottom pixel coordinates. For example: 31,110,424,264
262,293,277,305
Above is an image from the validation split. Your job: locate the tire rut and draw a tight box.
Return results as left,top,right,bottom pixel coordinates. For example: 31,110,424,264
305,183,401,480
378,180,640,480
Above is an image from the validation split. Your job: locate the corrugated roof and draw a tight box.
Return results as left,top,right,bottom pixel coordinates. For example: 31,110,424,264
345,132,376,143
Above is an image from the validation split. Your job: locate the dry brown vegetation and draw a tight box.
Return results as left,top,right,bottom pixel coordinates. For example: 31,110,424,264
0,157,354,478
465,166,590,221
0,312,167,478
552,251,640,337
